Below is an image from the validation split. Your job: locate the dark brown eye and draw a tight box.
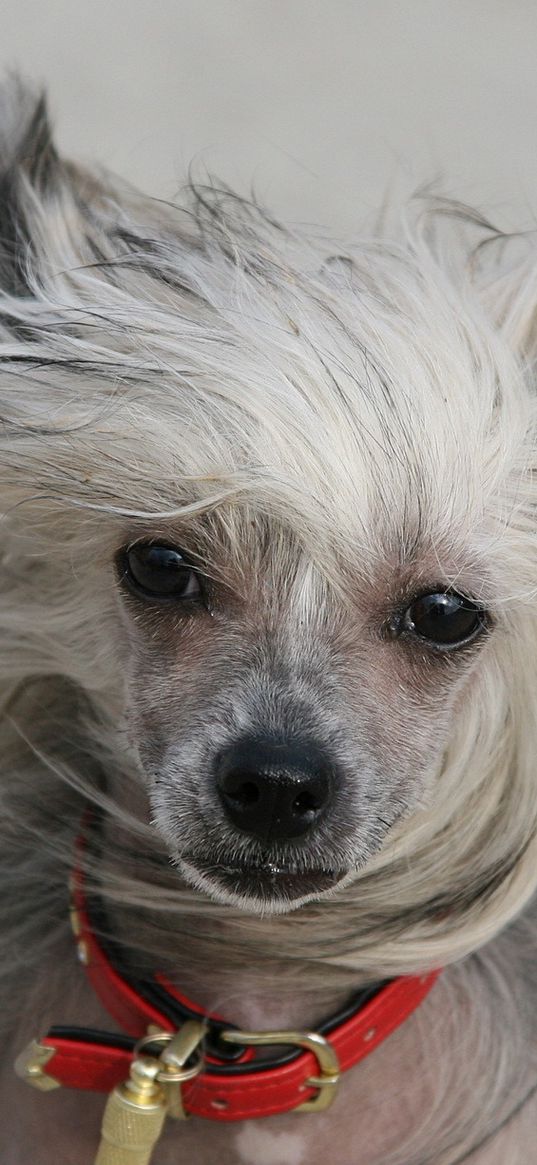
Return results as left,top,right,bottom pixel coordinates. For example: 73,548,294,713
402,591,487,648
121,544,203,601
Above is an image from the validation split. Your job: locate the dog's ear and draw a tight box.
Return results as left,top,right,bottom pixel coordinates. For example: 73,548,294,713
0,79,65,295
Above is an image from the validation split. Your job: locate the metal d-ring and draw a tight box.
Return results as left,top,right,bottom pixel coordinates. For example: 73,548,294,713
134,1022,207,1118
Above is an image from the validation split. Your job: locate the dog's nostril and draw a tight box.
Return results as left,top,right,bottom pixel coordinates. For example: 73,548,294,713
227,777,260,808
292,790,318,815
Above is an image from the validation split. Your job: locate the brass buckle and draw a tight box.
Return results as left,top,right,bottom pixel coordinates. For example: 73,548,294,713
220,1027,340,1112
135,1021,207,1119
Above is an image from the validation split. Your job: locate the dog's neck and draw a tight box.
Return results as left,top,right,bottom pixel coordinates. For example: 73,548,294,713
98,809,355,1031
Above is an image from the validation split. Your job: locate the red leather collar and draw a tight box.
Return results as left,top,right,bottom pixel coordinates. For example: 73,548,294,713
19,829,440,1121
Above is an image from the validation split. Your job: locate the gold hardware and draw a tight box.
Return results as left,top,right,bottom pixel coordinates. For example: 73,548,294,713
77,938,90,965
220,1027,341,1112
158,1022,207,1119
134,1023,206,1120
14,1039,61,1092
68,875,81,936
94,1024,206,1163
69,904,82,937
68,883,88,962
94,1054,167,1165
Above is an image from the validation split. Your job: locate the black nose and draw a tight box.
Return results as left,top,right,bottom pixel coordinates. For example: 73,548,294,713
215,738,334,842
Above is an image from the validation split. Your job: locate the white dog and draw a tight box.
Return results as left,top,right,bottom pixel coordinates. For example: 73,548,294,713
1,81,537,1164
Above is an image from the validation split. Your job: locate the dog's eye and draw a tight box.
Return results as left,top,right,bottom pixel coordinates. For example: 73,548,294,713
401,591,487,648
121,544,202,601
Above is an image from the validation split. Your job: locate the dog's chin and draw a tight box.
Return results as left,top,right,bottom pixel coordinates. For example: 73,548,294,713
178,857,350,914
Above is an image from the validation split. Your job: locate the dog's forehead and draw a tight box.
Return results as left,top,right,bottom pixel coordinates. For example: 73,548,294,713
145,277,501,580
139,241,510,547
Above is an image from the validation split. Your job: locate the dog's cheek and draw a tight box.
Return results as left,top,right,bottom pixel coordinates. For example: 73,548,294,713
117,607,224,749
346,639,482,806
117,638,254,852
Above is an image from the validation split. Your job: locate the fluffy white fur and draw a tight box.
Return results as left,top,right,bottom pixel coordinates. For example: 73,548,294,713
1,82,537,1163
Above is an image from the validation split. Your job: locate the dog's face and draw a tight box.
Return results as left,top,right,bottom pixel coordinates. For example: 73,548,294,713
114,511,492,914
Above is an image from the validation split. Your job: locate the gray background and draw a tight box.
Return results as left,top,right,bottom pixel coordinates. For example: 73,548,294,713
2,1,537,235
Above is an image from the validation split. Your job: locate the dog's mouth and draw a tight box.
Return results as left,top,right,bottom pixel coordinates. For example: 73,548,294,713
180,855,347,907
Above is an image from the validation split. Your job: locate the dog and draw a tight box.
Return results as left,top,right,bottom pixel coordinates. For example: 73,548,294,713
1,79,537,1164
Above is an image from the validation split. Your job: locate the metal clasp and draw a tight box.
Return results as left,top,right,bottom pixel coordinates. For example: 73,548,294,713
14,1039,62,1092
220,1027,340,1112
135,1021,207,1119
